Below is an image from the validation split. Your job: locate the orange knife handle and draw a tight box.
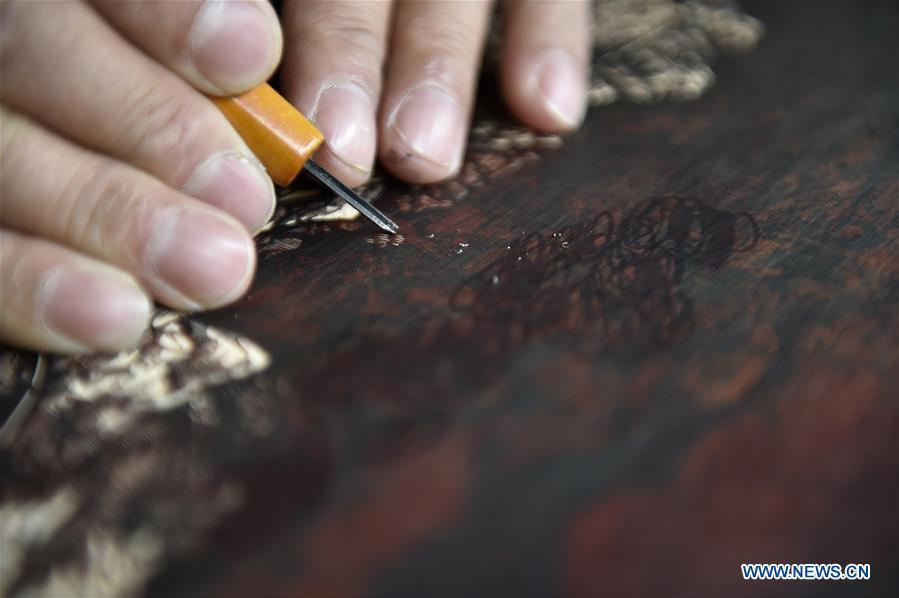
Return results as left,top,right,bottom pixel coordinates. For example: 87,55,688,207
212,83,324,187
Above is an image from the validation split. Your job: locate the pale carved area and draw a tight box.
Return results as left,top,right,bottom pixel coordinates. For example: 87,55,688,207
0,2,763,595
1,313,268,597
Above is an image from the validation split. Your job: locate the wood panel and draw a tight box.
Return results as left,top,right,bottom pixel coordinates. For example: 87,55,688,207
1,2,896,597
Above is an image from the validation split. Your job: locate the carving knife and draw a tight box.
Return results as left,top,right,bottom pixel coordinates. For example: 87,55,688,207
212,83,398,234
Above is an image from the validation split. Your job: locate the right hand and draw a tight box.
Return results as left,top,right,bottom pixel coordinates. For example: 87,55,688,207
0,0,283,353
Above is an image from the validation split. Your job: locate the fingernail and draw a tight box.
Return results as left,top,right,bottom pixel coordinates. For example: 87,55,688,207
533,49,586,129
183,151,275,233
314,83,376,174
190,0,281,92
388,84,465,169
40,267,150,351
148,208,254,308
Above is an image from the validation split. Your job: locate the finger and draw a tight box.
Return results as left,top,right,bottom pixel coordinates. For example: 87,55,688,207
281,0,392,187
0,0,275,233
0,230,150,354
91,0,282,95
501,0,591,131
0,107,255,312
379,0,493,184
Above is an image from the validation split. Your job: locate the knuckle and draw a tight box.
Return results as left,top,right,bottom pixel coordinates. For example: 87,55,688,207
297,12,384,80
401,11,476,59
63,161,124,245
124,87,214,179
325,18,384,60
64,160,153,263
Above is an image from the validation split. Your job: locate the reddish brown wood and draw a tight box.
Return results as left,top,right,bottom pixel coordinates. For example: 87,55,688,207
0,2,896,597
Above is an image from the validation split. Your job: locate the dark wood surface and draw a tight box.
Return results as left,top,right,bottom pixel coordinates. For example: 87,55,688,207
2,2,897,597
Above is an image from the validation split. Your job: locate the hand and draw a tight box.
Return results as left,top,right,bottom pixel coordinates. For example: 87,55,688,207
1,0,283,352
0,0,591,355
281,0,592,186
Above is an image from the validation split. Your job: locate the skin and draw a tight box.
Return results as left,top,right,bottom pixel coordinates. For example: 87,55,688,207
0,0,591,353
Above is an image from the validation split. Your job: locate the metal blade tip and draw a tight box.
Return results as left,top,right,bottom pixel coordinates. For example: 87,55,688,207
304,161,399,234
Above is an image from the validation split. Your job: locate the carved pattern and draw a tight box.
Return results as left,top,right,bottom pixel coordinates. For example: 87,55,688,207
1,315,270,596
